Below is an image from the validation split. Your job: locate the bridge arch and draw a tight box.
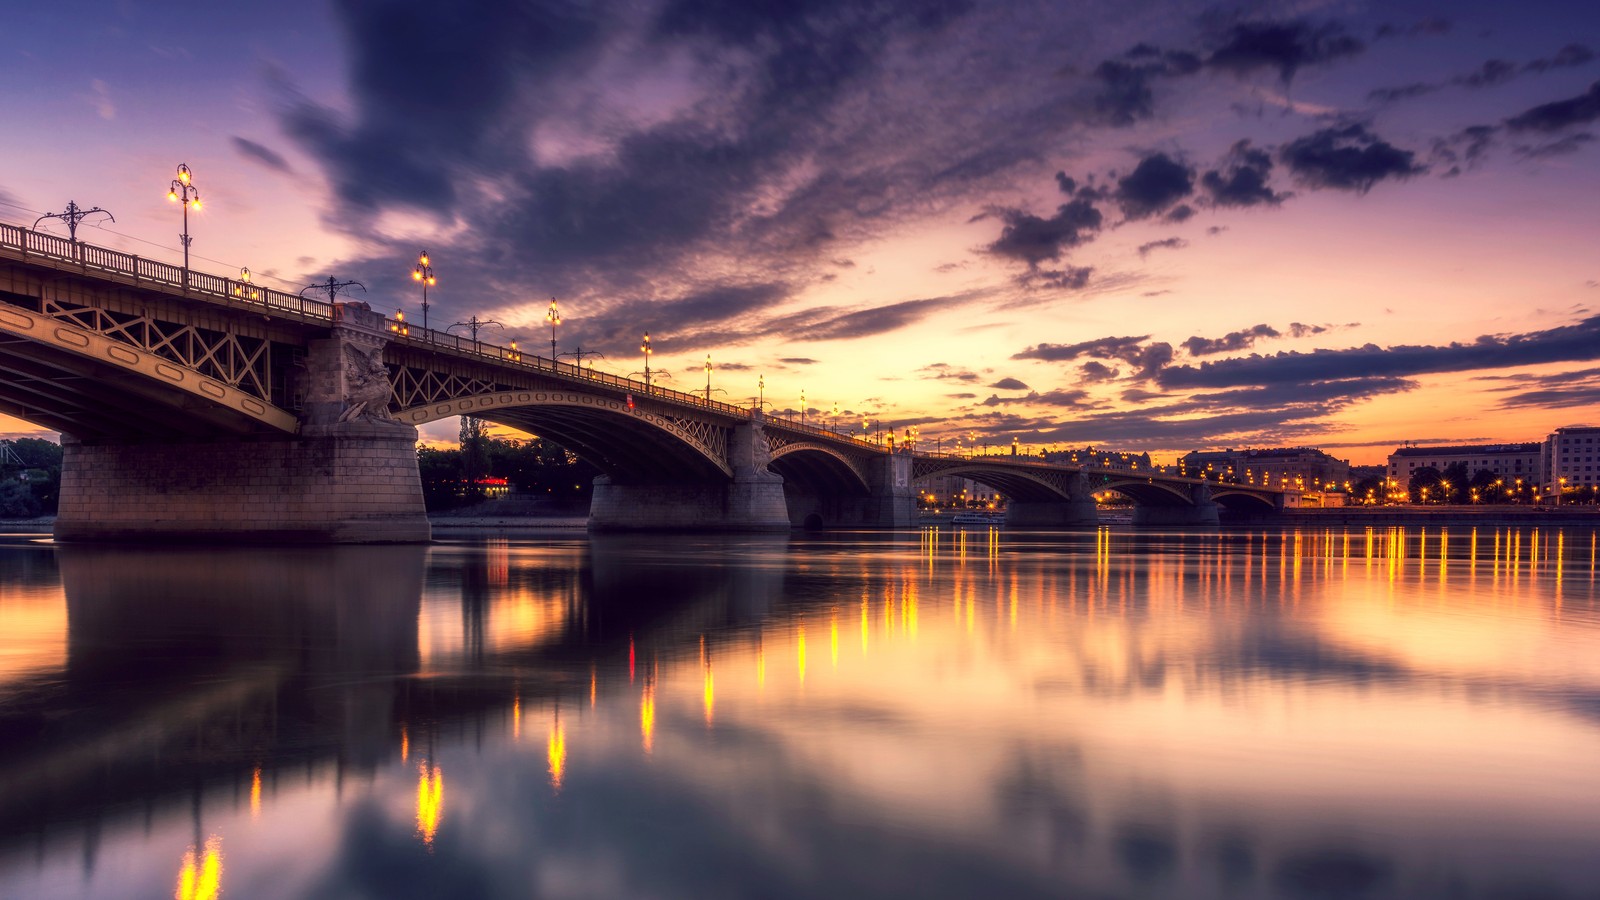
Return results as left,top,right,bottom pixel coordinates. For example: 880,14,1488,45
1210,489,1280,513
1087,476,1197,507
395,391,733,481
913,462,1080,503
768,442,872,495
0,305,298,439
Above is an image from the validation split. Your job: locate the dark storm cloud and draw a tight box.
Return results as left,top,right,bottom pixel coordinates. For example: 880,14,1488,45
1279,124,1426,193
1373,18,1451,41
1137,237,1187,258
1088,46,1203,127
279,0,610,213
1182,324,1279,356
985,198,1104,268
979,389,1096,408
1114,153,1194,220
1079,361,1119,382
1505,79,1600,132
1480,367,1600,410
1028,266,1094,290
275,0,996,322
1204,20,1364,84
797,296,960,342
1013,334,1150,363
1158,314,1600,389
230,137,291,173
917,363,980,382
1368,44,1595,104
1200,140,1286,208
1516,132,1597,159
990,377,1030,390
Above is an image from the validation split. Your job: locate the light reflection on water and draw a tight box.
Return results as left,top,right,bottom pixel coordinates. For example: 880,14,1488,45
0,525,1597,898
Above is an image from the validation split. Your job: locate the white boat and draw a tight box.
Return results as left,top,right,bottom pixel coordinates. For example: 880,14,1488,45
950,512,1005,526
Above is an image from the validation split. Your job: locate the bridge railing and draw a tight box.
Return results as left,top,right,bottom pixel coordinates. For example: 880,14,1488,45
0,221,335,321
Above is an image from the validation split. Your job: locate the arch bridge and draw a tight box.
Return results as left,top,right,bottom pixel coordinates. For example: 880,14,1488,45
0,222,1290,540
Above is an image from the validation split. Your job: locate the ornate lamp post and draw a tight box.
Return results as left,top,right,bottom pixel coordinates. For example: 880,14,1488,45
641,332,653,389
704,354,713,404
448,315,505,349
831,402,839,433
545,298,561,360
412,250,436,335
166,164,202,276
232,267,258,300
758,374,765,410
35,202,114,261
800,390,806,427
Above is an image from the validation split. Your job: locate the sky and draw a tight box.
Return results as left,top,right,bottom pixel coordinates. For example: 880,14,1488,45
1,0,1597,463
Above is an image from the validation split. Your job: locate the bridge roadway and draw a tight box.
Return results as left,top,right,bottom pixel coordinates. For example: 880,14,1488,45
0,221,1291,540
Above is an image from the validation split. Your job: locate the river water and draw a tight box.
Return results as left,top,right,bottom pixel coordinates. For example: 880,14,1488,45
0,524,1597,899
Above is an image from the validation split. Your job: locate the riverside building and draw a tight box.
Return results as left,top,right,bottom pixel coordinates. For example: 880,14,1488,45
1385,443,1543,487
1544,425,1600,497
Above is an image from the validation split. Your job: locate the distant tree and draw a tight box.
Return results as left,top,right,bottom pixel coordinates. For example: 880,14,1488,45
1439,462,1470,503
1467,468,1500,503
1408,466,1443,503
0,479,40,518
417,446,466,511
2,438,61,514
1352,475,1385,505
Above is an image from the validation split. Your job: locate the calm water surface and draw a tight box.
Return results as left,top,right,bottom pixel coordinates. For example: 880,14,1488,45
1,525,1598,899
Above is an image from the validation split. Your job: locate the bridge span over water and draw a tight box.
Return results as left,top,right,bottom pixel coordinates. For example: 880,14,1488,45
0,222,1292,541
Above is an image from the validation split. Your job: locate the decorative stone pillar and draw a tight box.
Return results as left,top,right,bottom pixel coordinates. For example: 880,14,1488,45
1131,480,1221,527
1004,471,1101,526
54,301,430,543
588,417,791,532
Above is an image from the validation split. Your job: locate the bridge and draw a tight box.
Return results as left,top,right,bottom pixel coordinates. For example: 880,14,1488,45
0,221,1292,541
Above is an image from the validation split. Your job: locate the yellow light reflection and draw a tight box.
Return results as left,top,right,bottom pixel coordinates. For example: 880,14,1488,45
797,625,807,683
830,615,839,668
548,719,567,790
400,726,409,763
703,666,715,726
175,835,223,900
415,763,444,846
512,692,522,741
641,684,656,753
249,767,261,819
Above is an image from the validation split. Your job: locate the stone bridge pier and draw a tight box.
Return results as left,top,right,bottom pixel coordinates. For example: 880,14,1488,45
1003,471,1100,527
54,304,430,543
588,420,791,532
783,452,918,529
1130,480,1221,527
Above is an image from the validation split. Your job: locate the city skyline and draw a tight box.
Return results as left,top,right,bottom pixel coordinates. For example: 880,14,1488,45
2,0,1597,463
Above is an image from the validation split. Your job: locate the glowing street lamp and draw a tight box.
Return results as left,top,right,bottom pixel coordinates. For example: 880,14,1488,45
412,250,437,335
831,402,839,432
232,267,258,300
704,354,713,404
641,332,653,389
545,298,561,360
758,374,765,409
166,163,202,277
800,389,806,427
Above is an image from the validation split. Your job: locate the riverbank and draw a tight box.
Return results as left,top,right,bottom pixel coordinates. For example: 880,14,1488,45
1235,505,1600,526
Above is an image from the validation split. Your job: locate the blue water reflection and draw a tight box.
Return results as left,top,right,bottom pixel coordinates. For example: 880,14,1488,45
0,525,1597,898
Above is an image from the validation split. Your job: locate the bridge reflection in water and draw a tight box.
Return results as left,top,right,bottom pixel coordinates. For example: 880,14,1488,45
0,526,1597,898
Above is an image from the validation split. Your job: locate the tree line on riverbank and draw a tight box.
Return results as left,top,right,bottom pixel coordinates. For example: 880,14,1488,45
0,438,62,518
418,427,599,512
